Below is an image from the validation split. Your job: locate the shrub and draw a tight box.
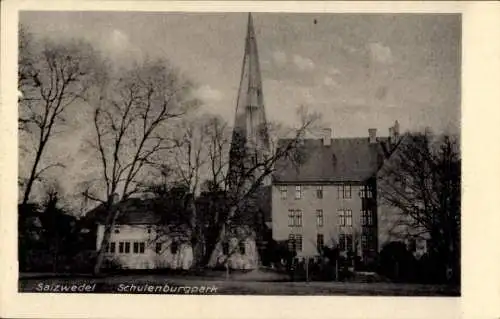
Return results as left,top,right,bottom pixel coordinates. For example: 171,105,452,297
378,241,416,282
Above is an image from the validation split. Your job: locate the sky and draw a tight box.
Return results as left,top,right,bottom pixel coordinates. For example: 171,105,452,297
19,12,461,209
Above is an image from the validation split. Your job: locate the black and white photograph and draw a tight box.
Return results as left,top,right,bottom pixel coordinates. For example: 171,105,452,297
15,10,461,297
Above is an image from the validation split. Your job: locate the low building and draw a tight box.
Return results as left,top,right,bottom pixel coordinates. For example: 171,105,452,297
85,198,194,270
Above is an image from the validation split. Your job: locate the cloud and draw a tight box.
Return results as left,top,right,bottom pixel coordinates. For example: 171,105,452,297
272,51,287,66
293,54,315,71
323,76,339,88
100,29,142,63
328,67,341,75
193,84,223,101
368,42,393,64
110,29,131,51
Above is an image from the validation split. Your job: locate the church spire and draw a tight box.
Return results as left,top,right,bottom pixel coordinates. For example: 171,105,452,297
229,13,270,192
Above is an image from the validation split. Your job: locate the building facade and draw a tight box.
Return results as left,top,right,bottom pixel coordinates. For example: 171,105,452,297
272,126,401,266
95,223,193,270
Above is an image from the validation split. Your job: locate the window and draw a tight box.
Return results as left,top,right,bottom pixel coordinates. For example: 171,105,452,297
110,242,116,253
339,233,353,252
139,242,145,253
147,226,152,234
114,226,120,234
288,210,302,227
288,234,303,252
339,234,346,251
346,234,353,252
359,185,373,198
316,186,323,199
155,243,162,254
295,234,303,252
295,185,302,199
104,243,110,253
239,241,246,254
361,235,368,250
361,210,373,226
317,234,324,250
316,209,324,227
119,242,124,253
124,242,130,253
279,185,287,199
338,209,352,226
337,184,352,199
171,242,179,254
288,210,295,227
288,234,296,251
296,211,302,227
133,242,139,254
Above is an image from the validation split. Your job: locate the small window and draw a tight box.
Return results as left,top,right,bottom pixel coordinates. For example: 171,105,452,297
133,242,139,254
124,242,130,253
296,210,302,227
155,243,162,254
345,209,353,226
361,210,373,226
317,234,324,250
316,186,323,199
359,185,373,199
239,241,246,254
171,242,179,254
295,185,302,199
361,235,368,250
279,185,287,200
288,234,296,251
288,210,302,227
147,226,152,234
119,242,124,253
110,242,116,253
346,234,353,252
316,209,324,227
338,209,352,227
337,185,352,199
288,210,295,227
139,242,145,254
338,234,346,251
339,233,353,252
114,226,120,234
295,234,303,252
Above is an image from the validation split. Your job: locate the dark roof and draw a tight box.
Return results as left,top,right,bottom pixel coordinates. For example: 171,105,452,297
273,137,392,183
84,198,163,225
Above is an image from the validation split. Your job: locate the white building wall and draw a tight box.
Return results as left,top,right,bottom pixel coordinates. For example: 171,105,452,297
96,224,193,270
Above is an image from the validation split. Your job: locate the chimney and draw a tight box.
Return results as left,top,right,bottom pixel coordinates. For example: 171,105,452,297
368,128,377,144
322,128,332,146
393,120,400,137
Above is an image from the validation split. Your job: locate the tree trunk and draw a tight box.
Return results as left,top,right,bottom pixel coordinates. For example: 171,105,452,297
22,142,45,205
93,204,119,275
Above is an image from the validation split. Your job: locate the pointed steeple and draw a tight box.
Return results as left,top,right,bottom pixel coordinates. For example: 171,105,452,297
229,13,270,192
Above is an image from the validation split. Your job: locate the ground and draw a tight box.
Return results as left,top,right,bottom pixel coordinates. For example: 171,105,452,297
19,271,460,296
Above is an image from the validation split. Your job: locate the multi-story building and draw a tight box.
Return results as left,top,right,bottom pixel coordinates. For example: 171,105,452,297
272,125,400,266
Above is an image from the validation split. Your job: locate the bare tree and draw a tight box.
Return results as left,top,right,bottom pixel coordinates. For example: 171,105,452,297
83,58,198,274
378,130,461,281
205,106,322,267
18,25,101,204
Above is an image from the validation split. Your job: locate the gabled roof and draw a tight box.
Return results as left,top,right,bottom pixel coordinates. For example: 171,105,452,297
84,198,163,225
273,137,394,183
